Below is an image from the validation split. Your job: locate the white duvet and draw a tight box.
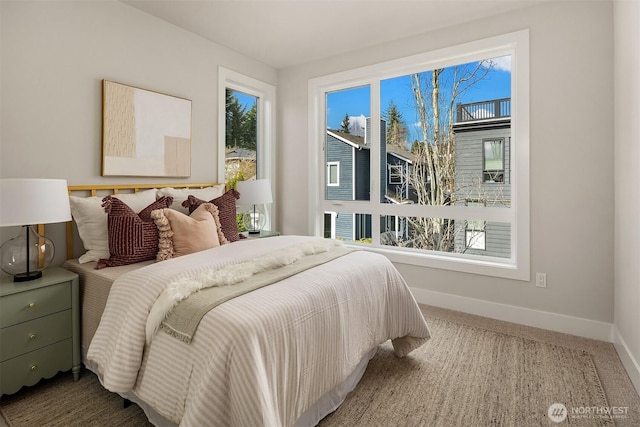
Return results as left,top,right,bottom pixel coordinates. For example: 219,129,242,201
87,236,431,426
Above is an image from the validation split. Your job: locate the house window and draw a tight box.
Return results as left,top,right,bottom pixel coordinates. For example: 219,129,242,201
466,201,486,250
324,212,337,238
389,164,403,184
483,139,504,183
327,162,340,186
309,30,530,280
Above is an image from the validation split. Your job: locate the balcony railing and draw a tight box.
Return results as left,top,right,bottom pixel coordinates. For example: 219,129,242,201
456,98,510,123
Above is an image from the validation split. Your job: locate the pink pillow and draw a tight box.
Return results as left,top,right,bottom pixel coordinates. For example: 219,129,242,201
96,196,173,269
152,203,228,261
182,189,241,242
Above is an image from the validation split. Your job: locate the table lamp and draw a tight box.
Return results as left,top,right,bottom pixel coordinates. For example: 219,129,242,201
236,179,273,234
0,179,71,282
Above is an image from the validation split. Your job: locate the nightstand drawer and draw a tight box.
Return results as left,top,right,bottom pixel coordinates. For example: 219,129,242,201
0,339,72,396
0,310,72,362
0,282,71,327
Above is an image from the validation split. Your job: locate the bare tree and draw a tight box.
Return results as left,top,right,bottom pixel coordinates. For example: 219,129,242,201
397,61,494,252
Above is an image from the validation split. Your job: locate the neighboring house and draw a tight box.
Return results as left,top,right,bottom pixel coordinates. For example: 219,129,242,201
381,145,415,244
225,147,256,182
326,99,512,255
325,119,416,243
324,129,371,240
452,98,511,258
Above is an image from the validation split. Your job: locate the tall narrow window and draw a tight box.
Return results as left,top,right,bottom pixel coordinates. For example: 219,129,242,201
466,201,486,250
219,67,276,229
483,139,505,183
327,162,340,186
225,89,257,184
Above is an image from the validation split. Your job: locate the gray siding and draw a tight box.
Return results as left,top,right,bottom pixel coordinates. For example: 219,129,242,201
326,134,353,200
453,126,511,258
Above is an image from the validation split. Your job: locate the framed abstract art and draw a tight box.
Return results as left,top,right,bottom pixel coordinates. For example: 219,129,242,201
102,80,192,177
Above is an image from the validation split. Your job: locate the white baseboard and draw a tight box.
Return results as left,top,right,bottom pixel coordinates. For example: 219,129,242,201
612,326,640,396
411,287,613,342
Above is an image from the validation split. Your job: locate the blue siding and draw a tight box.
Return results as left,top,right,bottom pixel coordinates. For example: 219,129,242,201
326,134,353,200
335,212,354,241
354,149,370,200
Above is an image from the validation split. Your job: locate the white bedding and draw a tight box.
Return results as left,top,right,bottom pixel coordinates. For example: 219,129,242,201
87,235,431,426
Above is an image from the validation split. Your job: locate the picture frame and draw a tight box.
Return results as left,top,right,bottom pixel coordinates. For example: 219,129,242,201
102,80,192,177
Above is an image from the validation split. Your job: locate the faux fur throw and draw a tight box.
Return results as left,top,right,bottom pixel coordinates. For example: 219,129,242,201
145,239,349,344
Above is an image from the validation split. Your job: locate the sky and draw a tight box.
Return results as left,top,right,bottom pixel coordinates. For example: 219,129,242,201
229,55,511,146
233,91,257,110
327,55,511,144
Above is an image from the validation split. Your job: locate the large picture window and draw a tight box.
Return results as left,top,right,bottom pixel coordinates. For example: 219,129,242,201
308,31,530,280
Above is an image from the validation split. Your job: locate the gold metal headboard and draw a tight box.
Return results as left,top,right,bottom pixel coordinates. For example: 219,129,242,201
65,183,222,260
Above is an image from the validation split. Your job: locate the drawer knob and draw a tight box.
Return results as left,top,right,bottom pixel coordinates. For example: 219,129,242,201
30,364,38,371
27,302,36,309
29,334,37,340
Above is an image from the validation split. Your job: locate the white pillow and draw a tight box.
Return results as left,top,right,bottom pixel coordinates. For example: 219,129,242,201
156,185,225,214
69,188,158,263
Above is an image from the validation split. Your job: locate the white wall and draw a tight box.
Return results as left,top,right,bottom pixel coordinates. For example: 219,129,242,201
0,0,277,265
613,0,640,392
0,1,624,337
278,1,615,327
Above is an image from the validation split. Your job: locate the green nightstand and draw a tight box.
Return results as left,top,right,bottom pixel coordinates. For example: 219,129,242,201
0,267,80,396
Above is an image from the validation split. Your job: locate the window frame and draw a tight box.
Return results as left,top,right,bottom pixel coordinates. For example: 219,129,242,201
218,67,276,230
327,161,340,186
466,201,487,251
308,30,530,281
388,164,403,185
483,138,506,184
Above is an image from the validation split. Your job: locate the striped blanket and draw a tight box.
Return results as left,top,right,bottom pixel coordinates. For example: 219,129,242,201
87,235,431,426
158,242,354,343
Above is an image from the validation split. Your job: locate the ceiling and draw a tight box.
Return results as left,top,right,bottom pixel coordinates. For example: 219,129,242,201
123,0,544,69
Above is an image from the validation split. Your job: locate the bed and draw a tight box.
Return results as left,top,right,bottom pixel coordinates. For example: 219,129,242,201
61,183,431,427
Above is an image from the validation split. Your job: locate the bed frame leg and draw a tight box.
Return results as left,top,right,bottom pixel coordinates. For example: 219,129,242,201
123,398,132,409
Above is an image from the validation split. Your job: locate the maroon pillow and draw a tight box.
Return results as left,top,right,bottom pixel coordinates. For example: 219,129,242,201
182,189,241,242
96,195,173,269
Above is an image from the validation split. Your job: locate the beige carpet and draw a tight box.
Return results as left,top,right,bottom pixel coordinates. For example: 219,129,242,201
1,305,638,426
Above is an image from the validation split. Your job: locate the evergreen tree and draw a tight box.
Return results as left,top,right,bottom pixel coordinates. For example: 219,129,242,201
340,113,351,134
225,90,247,149
383,100,408,149
242,104,257,150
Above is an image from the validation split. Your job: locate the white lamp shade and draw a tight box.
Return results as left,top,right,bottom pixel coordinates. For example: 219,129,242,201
0,179,72,227
236,179,273,205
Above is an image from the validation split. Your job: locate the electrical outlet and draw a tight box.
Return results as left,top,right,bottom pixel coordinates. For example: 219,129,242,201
535,272,547,288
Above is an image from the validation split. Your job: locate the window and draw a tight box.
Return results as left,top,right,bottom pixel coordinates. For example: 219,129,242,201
308,31,530,280
219,67,276,229
389,165,403,184
225,89,257,183
327,162,340,186
466,201,486,250
324,212,337,238
483,139,505,183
